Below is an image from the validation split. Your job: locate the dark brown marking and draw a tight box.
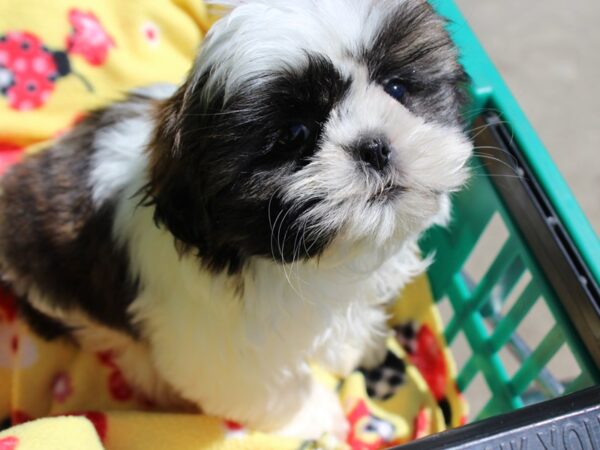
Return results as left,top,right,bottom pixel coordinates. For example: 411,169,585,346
0,101,144,338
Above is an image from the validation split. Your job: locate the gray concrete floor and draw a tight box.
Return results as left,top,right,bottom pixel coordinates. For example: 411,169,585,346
456,0,600,235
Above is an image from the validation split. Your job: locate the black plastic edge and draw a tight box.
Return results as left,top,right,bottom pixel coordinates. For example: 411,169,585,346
468,112,600,368
393,386,600,449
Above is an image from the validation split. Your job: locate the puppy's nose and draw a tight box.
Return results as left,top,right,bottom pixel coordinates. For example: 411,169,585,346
357,138,391,171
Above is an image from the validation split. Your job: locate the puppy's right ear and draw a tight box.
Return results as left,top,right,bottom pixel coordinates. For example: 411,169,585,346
146,83,213,254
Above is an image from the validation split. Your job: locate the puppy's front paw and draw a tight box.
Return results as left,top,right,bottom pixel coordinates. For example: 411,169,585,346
275,380,348,442
359,332,390,370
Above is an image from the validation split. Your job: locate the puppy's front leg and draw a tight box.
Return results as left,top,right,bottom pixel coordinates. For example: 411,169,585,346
148,339,347,440
273,374,348,441
212,370,348,440
313,307,390,376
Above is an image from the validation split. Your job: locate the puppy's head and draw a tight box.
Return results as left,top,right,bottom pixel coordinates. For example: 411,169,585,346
148,0,471,273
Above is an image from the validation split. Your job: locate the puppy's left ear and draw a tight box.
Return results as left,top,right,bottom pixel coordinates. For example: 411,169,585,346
146,83,213,254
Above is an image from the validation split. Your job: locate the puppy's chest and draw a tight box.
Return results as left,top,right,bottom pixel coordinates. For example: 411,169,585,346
137,256,403,367
125,206,415,377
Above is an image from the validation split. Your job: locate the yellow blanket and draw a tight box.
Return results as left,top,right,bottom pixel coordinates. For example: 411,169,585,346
0,1,466,448
0,277,466,450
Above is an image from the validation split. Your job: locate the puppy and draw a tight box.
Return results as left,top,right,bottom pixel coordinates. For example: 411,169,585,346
0,0,471,440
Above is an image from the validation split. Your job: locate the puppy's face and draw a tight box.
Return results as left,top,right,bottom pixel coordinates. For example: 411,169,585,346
149,0,471,273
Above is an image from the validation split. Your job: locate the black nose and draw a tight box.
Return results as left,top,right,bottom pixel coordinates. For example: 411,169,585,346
357,137,391,171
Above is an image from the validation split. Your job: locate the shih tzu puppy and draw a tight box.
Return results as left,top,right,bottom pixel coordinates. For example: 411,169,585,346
0,0,471,440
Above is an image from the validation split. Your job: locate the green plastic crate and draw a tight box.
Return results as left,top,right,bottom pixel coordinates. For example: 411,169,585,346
420,0,600,422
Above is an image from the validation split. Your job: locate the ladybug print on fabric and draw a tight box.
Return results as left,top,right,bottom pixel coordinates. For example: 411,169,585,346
0,9,114,111
0,32,63,111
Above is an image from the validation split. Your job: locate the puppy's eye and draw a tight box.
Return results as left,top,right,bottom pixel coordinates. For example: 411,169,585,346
384,79,407,102
281,123,311,147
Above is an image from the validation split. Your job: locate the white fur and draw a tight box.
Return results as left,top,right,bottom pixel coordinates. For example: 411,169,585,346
90,85,176,206
196,0,402,102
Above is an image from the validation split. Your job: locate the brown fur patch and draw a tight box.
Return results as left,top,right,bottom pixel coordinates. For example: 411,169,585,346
0,102,144,338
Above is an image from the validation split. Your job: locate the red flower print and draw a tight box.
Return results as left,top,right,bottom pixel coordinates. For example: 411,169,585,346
10,335,18,353
97,351,134,401
10,410,32,425
108,370,133,401
51,372,73,403
96,350,117,369
139,395,157,410
0,142,23,176
0,285,18,322
142,21,160,47
83,412,108,442
1,316,38,369
66,9,115,66
224,420,243,431
0,436,19,450
223,420,247,439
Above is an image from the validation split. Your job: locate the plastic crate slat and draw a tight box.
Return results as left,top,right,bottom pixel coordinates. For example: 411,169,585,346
478,392,522,420
480,255,526,319
468,237,520,313
565,371,594,396
489,280,540,352
444,237,518,342
510,326,564,395
457,356,478,391
457,350,521,420
443,279,467,344
447,276,521,417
